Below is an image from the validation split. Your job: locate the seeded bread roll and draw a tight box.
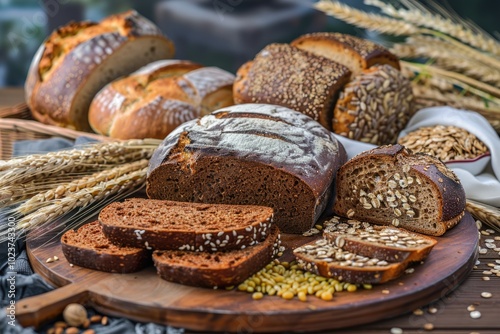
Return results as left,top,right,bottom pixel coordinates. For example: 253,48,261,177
333,144,466,236
233,44,351,130
89,60,235,139
333,65,414,145
99,198,274,252
294,238,408,284
146,104,347,234
323,216,437,263
61,221,150,273
25,10,174,131
291,32,400,76
153,225,281,288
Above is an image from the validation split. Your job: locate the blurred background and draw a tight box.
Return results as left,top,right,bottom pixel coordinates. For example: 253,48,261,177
0,0,498,88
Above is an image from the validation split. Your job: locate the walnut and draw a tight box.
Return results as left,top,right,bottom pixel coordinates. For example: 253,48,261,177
62,303,88,327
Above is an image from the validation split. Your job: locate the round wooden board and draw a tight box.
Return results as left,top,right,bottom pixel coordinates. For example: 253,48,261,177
18,213,478,333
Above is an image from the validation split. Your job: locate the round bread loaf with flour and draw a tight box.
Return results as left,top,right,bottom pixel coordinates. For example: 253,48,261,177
89,60,235,139
25,10,174,131
146,104,347,234
333,144,466,236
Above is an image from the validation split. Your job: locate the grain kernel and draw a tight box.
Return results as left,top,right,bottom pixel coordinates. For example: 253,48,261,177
252,292,263,300
320,291,333,301
282,291,294,300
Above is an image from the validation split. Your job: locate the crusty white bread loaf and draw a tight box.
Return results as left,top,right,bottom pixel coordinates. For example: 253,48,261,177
89,60,235,139
323,216,437,263
333,65,414,144
233,43,351,130
333,144,466,236
25,10,174,131
153,225,281,288
98,198,274,252
291,32,400,76
146,104,347,234
293,238,408,284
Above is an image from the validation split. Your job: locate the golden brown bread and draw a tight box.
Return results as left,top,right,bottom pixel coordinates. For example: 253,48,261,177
233,43,351,130
291,32,400,76
25,10,175,131
89,60,234,139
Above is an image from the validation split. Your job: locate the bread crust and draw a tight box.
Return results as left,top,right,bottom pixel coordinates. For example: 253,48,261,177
291,32,400,75
25,10,175,131
233,44,351,130
333,144,466,236
152,226,280,288
61,221,150,273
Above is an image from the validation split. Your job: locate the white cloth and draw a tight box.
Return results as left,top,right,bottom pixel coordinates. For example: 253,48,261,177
334,106,500,207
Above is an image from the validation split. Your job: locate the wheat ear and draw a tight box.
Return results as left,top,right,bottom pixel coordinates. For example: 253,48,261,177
466,200,500,233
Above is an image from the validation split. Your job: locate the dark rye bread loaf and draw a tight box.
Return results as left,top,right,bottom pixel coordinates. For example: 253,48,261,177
99,198,274,252
146,104,347,234
293,238,407,284
153,225,281,288
333,144,466,236
233,44,351,130
323,216,437,263
61,221,150,273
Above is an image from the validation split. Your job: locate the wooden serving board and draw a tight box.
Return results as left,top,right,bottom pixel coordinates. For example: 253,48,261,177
17,213,478,333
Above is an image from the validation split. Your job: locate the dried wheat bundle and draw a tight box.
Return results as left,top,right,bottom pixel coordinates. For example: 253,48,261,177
466,200,500,233
0,139,161,242
315,0,500,130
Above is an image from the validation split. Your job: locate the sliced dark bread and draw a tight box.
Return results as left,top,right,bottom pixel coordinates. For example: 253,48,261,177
153,225,281,288
333,144,466,236
61,221,150,273
99,198,274,251
293,238,408,284
323,216,437,263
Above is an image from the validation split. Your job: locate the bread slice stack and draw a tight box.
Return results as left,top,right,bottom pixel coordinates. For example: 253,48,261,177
293,216,437,284
61,199,281,288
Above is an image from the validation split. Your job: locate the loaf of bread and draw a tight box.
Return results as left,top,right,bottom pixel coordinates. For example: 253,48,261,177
323,216,437,263
333,144,466,236
293,238,407,284
61,221,150,273
234,32,414,145
99,198,274,251
233,43,351,130
146,104,347,234
89,60,235,139
153,225,281,288
25,10,174,131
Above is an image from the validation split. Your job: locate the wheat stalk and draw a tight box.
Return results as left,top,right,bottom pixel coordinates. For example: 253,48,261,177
17,159,149,215
17,166,147,231
466,200,500,232
365,0,500,56
315,1,418,36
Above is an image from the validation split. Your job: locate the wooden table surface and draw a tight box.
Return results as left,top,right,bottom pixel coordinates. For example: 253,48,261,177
1,88,499,333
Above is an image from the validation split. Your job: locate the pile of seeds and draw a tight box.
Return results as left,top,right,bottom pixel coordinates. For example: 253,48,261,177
236,259,371,301
398,125,489,162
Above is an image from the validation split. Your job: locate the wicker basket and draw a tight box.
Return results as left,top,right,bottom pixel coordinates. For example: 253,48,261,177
0,103,110,160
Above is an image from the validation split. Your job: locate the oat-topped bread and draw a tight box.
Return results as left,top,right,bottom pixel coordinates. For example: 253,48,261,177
233,44,351,130
146,104,347,234
333,144,466,236
25,10,174,131
89,60,235,139
293,238,407,284
61,221,150,273
291,32,400,76
323,216,437,263
99,198,274,251
153,225,281,288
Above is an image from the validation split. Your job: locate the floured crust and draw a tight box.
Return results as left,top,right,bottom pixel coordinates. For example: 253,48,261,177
25,10,175,131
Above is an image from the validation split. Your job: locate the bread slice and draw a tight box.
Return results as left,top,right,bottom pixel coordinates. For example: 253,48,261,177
323,216,437,263
291,32,400,76
99,198,274,252
233,43,351,130
146,104,347,234
61,221,150,273
293,238,407,284
25,10,175,131
153,225,281,288
333,144,466,236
